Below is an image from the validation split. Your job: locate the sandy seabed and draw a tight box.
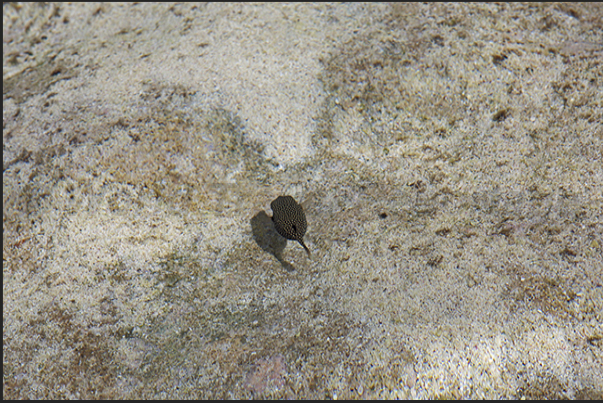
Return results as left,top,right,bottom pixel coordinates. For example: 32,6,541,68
3,3,603,399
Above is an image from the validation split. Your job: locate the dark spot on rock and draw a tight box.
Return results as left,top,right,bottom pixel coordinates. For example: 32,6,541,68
493,108,510,122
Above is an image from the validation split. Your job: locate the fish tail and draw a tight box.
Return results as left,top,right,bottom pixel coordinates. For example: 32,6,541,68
300,241,311,257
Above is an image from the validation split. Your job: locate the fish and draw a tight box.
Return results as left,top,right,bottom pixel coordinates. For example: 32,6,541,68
270,195,310,256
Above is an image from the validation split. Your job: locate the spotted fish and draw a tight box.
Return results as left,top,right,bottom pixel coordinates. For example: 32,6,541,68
271,195,310,256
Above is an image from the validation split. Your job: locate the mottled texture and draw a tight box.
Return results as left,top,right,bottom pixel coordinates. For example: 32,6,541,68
3,2,603,400
244,354,287,395
271,195,310,256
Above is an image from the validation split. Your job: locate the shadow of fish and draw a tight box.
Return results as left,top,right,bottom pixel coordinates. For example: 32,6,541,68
270,195,310,256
